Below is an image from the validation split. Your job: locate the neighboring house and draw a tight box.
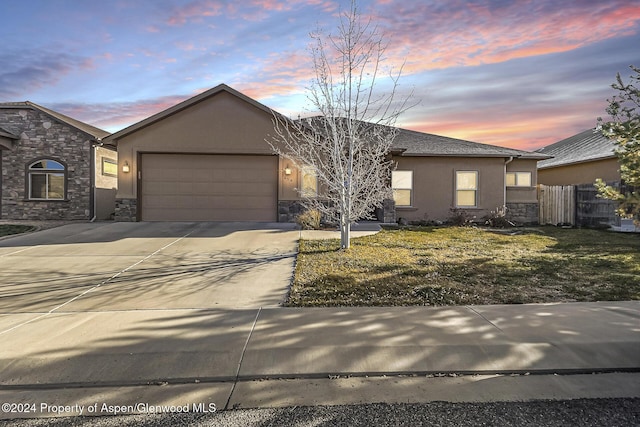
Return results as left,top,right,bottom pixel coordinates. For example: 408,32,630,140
0,102,117,220
536,129,636,230
105,84,548,224
537,129,619,185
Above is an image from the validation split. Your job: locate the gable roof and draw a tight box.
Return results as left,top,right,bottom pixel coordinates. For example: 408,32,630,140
392,127,548,159
103,84,281,143
0,101,109,141
536,128,617,169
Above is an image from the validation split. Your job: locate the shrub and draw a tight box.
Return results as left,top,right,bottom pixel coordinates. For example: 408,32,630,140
484,206,515,228
447,208,475,226
296,209,322,230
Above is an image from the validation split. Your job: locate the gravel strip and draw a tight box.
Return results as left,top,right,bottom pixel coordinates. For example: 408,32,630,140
1,399,638,427
0,220,86,232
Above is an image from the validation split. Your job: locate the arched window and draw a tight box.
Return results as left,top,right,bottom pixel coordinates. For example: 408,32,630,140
27,159,66,200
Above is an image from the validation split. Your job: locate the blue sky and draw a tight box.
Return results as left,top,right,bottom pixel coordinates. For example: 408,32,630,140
1,0,639,150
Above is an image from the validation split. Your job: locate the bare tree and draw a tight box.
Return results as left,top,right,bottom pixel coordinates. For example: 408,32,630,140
268,0,412,249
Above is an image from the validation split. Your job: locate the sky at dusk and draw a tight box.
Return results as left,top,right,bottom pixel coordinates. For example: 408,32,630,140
1,0,639,151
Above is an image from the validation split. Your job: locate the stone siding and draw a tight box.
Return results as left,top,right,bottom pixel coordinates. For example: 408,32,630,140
506,202,539,225
278,200,306,223
114,198,137,221
0,107,93,220
382,198,396,223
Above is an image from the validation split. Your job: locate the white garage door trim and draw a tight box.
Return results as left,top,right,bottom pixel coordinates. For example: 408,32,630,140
140,153,278,221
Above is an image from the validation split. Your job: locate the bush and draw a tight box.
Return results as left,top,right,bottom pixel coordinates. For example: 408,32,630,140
296,209,322,230
484,206,515,228
447,208,475,226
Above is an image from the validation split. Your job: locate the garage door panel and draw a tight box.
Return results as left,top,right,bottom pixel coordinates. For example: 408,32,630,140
141,154,277,221
192,169,214,182
143,181,174,195
176,182,195,194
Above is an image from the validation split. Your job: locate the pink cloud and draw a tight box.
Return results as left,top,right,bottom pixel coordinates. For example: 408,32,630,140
373,1,640,73
174,41,196,51
250,0,290,11
53,94,197,131
166,0,226,26
404,97,605,151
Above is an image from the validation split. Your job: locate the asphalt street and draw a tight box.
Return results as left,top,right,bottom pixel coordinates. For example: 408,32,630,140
1,399,638,426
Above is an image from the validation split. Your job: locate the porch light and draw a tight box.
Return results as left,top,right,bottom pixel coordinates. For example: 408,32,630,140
284,165,292,175
122,161,130,173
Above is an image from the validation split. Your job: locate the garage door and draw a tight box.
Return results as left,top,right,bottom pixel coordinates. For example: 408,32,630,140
141,154,277,221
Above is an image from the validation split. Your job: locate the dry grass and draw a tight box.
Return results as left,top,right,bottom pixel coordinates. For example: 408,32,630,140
287,226,640,306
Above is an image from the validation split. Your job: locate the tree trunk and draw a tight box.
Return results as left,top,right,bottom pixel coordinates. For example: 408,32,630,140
340,215,351,249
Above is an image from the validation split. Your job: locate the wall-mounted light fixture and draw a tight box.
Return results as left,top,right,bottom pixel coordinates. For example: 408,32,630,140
284,165,292,175
122,161,130,173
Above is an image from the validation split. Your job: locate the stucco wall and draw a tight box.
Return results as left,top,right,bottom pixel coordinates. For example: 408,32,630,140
95,145,118,190
115,90,278,201
506,158,538,203
393,156,507,223
0,107,92,220
538,158,620,185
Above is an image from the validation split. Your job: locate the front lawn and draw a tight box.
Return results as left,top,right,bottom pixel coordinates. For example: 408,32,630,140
287,226,640,306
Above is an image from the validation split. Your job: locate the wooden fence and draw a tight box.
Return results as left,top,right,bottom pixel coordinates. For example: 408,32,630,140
538,185,575,225
538,183,621,227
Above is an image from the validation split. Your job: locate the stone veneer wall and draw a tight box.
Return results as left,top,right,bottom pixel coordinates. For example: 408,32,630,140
506,202,539,225
278,200,303,223
0,108,92,220
114,198,137,221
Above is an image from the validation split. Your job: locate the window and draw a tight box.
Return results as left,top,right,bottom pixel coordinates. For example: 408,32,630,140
102,158,118,177
456,171,477,207
301,166,318,197
28,159,65,200
506,171,532,187
392,170,413,206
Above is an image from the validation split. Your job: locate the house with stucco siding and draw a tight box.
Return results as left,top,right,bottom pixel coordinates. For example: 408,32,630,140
105,84,549,225
0,102,117,220
537,129,619,185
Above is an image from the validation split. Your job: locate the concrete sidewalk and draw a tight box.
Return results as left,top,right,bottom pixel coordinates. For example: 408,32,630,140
298,221,382,240
1,301,639,418
240,302,640,378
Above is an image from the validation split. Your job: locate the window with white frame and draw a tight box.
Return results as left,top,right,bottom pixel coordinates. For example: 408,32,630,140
28,159,66,200
456,171,477,207
506,171,532,187
392,170,413,206
300,166,318,197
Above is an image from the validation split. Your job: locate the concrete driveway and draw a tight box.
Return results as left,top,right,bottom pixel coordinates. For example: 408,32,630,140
0,221,298,313
0,222,298,411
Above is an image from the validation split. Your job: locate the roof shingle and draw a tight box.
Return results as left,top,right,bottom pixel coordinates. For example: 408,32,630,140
392,127,548,159
536,129,616,169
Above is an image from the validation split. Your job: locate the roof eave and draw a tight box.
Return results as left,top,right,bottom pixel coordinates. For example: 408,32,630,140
538,154,618,170
0,101,109,140
396,152,551,159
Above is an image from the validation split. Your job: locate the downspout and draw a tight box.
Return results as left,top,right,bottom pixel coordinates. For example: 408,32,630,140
89,138,102,222
504,156,514,210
